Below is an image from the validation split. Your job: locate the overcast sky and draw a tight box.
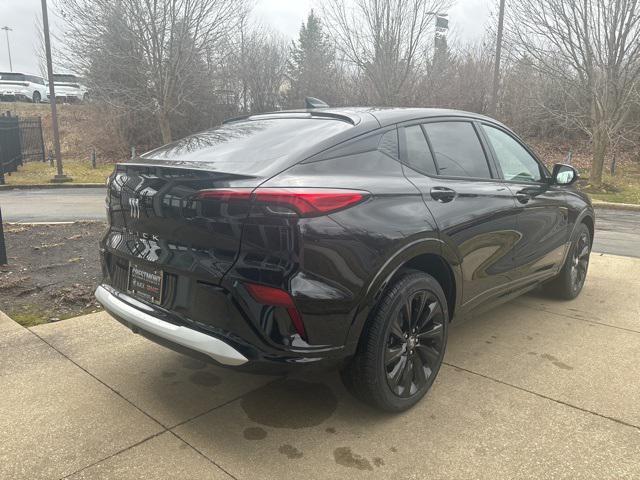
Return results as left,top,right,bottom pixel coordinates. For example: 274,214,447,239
0,0,493,75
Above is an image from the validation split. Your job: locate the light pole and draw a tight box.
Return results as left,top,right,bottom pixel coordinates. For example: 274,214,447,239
1,26,12,72
490,0,506,116
40,0,70,182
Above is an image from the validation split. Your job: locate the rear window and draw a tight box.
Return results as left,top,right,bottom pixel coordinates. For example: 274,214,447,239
423,121,491,179
0,73,26,81
141,118,353,176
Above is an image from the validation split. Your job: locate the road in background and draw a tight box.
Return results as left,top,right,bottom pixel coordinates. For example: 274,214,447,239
591,208,640,258
0,188,638,257
0,188,106,222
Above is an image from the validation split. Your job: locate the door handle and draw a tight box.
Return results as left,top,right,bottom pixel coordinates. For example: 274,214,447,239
515,190,531,204
430,187,457,203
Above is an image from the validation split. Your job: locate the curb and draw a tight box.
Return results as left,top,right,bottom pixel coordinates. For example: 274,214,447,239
0,183,105,190
592,200,640,212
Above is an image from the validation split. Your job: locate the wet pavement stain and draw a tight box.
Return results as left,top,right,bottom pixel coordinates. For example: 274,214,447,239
189,371,222,387
326,427,337,434
373,457,384,467
243,427,267,440
182,359,207,370
540,353,574,370
390,447,398,453
334,447,373,471
279,444,304,459
161,371,176,378
241,380,337,429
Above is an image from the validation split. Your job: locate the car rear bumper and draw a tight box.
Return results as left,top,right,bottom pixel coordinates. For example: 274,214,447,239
95,285,248,366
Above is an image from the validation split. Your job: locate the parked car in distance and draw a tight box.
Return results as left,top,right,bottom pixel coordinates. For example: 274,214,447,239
95,106,594,412
0,72,48,103
50,73,89,103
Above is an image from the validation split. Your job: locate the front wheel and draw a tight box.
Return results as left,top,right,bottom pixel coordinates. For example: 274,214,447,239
32,91,41,103
341,270,448,412
544,223,591,300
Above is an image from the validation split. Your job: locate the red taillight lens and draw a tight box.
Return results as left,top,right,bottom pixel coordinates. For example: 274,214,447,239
254,188,368,216
195,188,253,201
196,187,369,217
245,283,295,308
245,283,306,339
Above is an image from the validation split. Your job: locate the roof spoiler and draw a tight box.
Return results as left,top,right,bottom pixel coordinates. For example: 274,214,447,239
305,97,329,109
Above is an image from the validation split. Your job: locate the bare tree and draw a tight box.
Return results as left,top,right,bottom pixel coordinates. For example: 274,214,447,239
59,0,249,143
508,0,640,187
322,0,451,105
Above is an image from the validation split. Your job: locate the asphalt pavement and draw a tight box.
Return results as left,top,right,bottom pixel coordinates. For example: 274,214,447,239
0,187,107,222
0,187,638,257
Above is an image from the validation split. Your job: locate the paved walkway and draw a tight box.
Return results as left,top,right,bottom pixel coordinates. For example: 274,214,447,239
1,253,640,479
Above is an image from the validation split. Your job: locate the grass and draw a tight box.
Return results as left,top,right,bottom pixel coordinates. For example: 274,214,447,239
4,158,114,185
579,164,640,205
9,304,52,327
8,304,102,327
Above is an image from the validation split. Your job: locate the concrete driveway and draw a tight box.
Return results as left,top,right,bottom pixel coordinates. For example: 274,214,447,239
1,253,639,479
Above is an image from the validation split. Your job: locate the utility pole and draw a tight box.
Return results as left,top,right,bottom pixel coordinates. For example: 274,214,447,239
40,0,70,182
0,205,6,265
490,0,506,116
1,26,12,72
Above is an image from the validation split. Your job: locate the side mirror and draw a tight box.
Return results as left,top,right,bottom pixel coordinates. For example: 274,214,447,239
551,164,578,186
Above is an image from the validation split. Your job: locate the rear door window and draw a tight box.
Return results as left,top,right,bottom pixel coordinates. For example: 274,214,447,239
423,121,492,179
403,125,437,175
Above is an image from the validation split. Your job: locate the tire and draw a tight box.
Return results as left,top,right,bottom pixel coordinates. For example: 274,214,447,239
544,223,591,300
32,91,41,103
341,269,449,412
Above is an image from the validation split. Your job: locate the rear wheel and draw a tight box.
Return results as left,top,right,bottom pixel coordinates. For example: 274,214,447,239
341,270,448,412
32,91,41,103
544,223,591,300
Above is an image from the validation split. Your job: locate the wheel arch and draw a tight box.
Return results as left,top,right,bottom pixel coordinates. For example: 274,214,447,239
344,238,462,355
580,212,595,247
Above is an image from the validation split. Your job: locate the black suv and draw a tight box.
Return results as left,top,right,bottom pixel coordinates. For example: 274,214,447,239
96,107,594,412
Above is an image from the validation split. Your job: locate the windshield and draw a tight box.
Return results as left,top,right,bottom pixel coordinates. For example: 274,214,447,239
0,73,26,81
53,74,81,83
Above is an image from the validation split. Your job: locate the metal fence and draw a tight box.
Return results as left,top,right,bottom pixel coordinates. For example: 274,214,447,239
19,117,46,163
0,114,45,182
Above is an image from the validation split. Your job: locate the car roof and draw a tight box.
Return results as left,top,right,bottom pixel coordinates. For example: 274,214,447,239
240,106,508,130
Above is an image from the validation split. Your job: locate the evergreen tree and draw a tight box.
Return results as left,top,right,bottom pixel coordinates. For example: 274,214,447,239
287,10,341,108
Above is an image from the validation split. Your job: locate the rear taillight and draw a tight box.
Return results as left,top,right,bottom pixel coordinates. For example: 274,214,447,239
196,187,369,217
195,188,253,201
245,283,306,339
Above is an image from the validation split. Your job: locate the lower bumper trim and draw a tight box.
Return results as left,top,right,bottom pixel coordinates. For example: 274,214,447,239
95,285,248,366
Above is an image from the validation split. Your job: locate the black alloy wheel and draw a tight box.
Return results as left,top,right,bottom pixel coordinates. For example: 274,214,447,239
341,270,448,412
385,289,445,397
544,223,591,300
570,230,590,292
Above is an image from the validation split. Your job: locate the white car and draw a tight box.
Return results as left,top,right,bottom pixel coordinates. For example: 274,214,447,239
50,73,89,103
0,72,48,103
